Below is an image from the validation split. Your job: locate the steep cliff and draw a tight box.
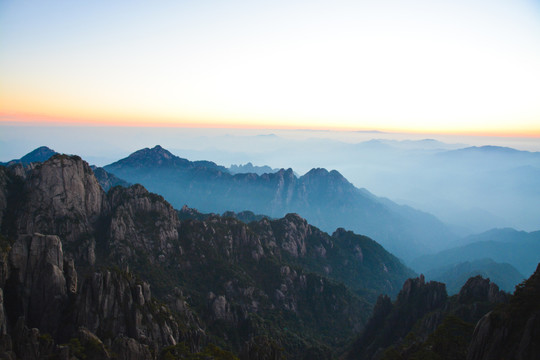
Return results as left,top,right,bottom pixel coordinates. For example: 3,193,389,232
467,264,540,360
11,155,107,268
0,230,202,360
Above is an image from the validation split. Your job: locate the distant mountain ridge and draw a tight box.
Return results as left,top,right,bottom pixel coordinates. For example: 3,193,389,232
108,145,229,173
425,258,524,294
229,162,278,175
91,165,131,191
412,228,540,277
104,145,458,261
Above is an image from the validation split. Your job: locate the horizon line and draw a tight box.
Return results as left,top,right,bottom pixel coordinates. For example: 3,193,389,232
1,115,540,139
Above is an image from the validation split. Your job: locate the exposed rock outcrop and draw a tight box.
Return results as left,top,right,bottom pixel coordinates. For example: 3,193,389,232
14,155,107,249
107,184,180,265
6,234,70,335
458,275,508,305
347,273,511,360
73,269,191,353
467,264,540,360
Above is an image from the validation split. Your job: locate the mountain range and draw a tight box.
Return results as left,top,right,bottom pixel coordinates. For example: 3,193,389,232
1,148,539,359
103,145,457,261
412,228,540,277
4,145,539,281
424,258,524,294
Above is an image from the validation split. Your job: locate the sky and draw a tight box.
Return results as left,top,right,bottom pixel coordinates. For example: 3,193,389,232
1,0,540,135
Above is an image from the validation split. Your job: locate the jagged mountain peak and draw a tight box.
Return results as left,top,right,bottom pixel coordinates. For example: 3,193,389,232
282,212,307,224
302,167,349,183
458,275,507,304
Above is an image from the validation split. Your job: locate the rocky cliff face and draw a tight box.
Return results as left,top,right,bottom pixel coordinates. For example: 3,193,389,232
13,155,107,255
6,234,71,335
467,264,540,360
0,228,200,360
107,184,180,265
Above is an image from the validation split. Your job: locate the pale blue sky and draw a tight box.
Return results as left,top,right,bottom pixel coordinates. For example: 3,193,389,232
1,0,540,133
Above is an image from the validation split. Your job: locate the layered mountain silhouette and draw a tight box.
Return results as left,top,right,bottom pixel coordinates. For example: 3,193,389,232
412,228,540,277
104,145,457,261
425,258,524,294
1,149,538,359
229,162,278,175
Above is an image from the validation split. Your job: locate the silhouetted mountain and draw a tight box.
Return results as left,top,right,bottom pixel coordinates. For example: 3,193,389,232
104,146,457,261
412,228,540,277
425,259,524,294
1,146,57,166
0,154,415,359
108,145,229,173
467,264,540,360
441,145,537,158
347,275,509,360
229,162,278,175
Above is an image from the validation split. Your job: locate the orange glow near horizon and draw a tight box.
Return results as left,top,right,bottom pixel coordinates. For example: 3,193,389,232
2,111,540,139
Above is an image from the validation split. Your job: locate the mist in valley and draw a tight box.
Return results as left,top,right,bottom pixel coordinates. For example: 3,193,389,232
2,124,539,237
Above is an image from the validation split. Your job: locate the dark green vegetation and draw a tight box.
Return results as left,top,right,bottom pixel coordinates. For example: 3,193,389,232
0,154,414,359
104,145,457,261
